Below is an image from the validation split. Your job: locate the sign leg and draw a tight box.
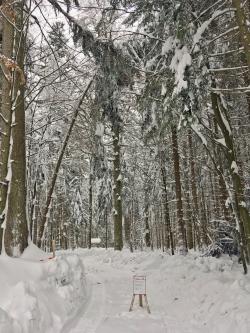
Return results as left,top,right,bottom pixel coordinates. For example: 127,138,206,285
139,294,143,307
144,295,151,314
129,294,135,312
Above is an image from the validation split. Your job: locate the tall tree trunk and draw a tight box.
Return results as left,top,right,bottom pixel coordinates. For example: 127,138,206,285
88,173,93,249
0,0,14,254
160,156,174,254
211,87,250,267
171,125,187,254
112,123,123,250
105,207,108,249
182,138,194,249
29,181,37,241
144,201,151,247
232,0,250,73
124,211,131,249
188,131,201,248
1,1,28,256
6,4,28,255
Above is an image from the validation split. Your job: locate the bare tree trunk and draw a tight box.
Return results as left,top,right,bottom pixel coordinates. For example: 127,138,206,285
29,181,37,241
188,131,202,248
6,1,28,255
1,1,28,256
124,213,131,247
211,87,250,269
112,123,123,250
88,173,93,249
171,125,187,254
232,0,250,73
0,0,14,253
144,202,151,247
160,157,174,254
183,137,194,250
185,191,194,249
105,207,108,249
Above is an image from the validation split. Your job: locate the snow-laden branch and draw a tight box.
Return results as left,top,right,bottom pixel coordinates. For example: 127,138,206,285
210,86,250,93
207,26,239,45
192,9,237,51
209,47,244,57
209,66,248,72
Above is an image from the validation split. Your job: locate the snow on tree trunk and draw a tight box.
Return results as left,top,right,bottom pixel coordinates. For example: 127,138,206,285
0,1,14,254
5,0,28,256
211,86,250,270
1,1,28,256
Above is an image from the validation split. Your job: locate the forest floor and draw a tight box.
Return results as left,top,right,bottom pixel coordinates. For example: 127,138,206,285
1,246,250,332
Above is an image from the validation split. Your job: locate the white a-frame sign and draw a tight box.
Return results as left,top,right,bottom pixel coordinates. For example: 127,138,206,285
129,275,151,313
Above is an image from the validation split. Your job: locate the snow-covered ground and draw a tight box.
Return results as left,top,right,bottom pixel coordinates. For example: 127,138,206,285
0,244,86,333
1,246,250,332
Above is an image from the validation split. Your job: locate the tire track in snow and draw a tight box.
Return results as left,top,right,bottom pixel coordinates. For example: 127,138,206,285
61,272,106,333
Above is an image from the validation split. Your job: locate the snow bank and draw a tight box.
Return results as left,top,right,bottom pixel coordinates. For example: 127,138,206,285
0,243,86,333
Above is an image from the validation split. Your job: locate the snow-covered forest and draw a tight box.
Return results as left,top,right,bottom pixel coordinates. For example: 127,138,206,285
1,0,250,332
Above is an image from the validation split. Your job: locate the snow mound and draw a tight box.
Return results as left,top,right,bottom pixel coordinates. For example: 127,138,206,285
0,244,86,333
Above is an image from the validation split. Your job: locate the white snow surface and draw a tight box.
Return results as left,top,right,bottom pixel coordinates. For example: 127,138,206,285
170,46,192,95
0,243,86,333
1,247,250,332
231,161,239,174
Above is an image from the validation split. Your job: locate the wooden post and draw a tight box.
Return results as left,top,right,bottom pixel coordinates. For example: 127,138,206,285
129,295,135,312
144,295,151,314
139,294,143,307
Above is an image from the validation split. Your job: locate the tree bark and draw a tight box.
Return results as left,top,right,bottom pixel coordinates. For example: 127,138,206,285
112,123,123,250
1,1,28,256
171,125,187,254
144,201,151,247
88,172,93,249
188,131,201,248
211,87,250,267
160,155,174,254
232,0,250,74
0,0,14,254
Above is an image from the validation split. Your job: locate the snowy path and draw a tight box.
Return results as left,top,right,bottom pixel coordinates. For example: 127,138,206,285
60,249,250,333
61,251,167,333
